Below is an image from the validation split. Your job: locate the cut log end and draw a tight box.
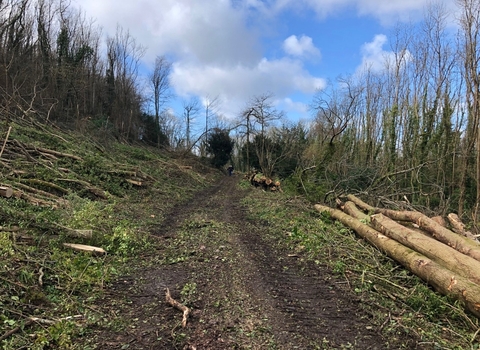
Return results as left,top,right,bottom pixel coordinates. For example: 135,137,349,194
249,173,281,191
0,186,13,198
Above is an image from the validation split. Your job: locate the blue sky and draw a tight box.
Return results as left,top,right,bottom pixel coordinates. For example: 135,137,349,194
72,0,458,124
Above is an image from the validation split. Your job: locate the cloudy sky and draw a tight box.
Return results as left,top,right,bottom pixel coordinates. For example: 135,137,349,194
71,0,458,122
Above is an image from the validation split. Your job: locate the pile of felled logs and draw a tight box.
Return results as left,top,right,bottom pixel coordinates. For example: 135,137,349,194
248,172,281,192
315,195,480,318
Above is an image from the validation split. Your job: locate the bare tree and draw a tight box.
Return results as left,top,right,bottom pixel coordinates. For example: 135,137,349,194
0,0,36,121
106,25,145,140
457,0,480,218
182,96,200,150
161,109,183,149
311,78,362,146
244,93,283,176
202,94,220,156
150,55,172,146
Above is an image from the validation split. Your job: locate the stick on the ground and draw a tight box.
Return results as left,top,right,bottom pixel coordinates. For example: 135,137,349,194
63,243,106,256
0,315,84,342
0,126,12,159
165,288,190,327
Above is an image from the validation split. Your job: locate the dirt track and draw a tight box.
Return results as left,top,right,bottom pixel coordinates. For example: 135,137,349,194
85,176,409,349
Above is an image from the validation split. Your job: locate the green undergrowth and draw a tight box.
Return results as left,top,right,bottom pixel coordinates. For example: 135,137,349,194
0,119,218,349
241,180,480,350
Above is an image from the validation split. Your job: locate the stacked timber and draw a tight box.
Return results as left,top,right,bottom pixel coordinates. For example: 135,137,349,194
248,172,281,192
315,196,480,318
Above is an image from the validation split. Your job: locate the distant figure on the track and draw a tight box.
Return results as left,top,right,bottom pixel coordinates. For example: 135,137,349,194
227,165,234,176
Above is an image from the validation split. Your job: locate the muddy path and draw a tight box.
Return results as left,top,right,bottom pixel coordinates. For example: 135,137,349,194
84,176,403,349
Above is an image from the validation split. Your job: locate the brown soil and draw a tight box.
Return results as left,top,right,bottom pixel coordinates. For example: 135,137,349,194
83,176,415,349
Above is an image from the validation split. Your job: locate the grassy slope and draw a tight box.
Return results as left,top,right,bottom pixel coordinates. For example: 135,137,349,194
0,119,220,349
0,119,479,349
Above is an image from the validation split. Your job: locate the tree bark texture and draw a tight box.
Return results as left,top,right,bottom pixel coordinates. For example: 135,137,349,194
314,204,480,318
371,213,480,285
346,195,480,262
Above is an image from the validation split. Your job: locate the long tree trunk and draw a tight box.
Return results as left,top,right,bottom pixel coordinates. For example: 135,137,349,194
346,194,480,261
314,204,480,318
371,213,480,285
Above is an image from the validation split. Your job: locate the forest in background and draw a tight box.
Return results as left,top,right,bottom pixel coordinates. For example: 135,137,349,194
3,0,480,222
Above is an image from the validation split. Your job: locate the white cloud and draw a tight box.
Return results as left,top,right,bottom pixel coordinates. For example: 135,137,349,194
270,0,448,24
170,58,326,118
283,35,321,59
355,0,428,22
358,34,392,73
356,34,412,75
71,0,324,120
278,98,309,118
73,0,261,65
70,0,446,121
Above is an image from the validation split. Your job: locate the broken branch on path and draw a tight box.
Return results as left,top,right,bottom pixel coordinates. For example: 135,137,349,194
165,288,190,327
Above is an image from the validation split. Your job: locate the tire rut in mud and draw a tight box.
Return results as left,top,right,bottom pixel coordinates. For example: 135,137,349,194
85,176,394,349
203,176,387,349
236,226,385,349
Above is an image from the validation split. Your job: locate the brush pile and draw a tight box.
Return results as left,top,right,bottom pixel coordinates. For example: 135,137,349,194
0,123,155,208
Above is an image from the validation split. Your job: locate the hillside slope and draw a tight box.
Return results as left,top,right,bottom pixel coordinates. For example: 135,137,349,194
0,119,220,349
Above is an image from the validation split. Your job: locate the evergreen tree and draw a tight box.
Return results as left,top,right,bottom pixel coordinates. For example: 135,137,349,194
206,128,234,168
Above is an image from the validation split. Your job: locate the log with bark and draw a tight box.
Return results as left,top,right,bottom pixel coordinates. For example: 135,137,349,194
249,172,281,191
20,179,69,195
431,216,447,227
56,178,108,199
125,179,143,186
30,146,82,161
61,228,93,239
346,195,480,262
371,213,480,285
314,204,480,318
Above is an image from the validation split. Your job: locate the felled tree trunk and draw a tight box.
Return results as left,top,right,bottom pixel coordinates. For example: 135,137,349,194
346,194,375,212
343,201,369,221
314,204,480,318
346,195,480,262
249,173,281,191
371,213,480,285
